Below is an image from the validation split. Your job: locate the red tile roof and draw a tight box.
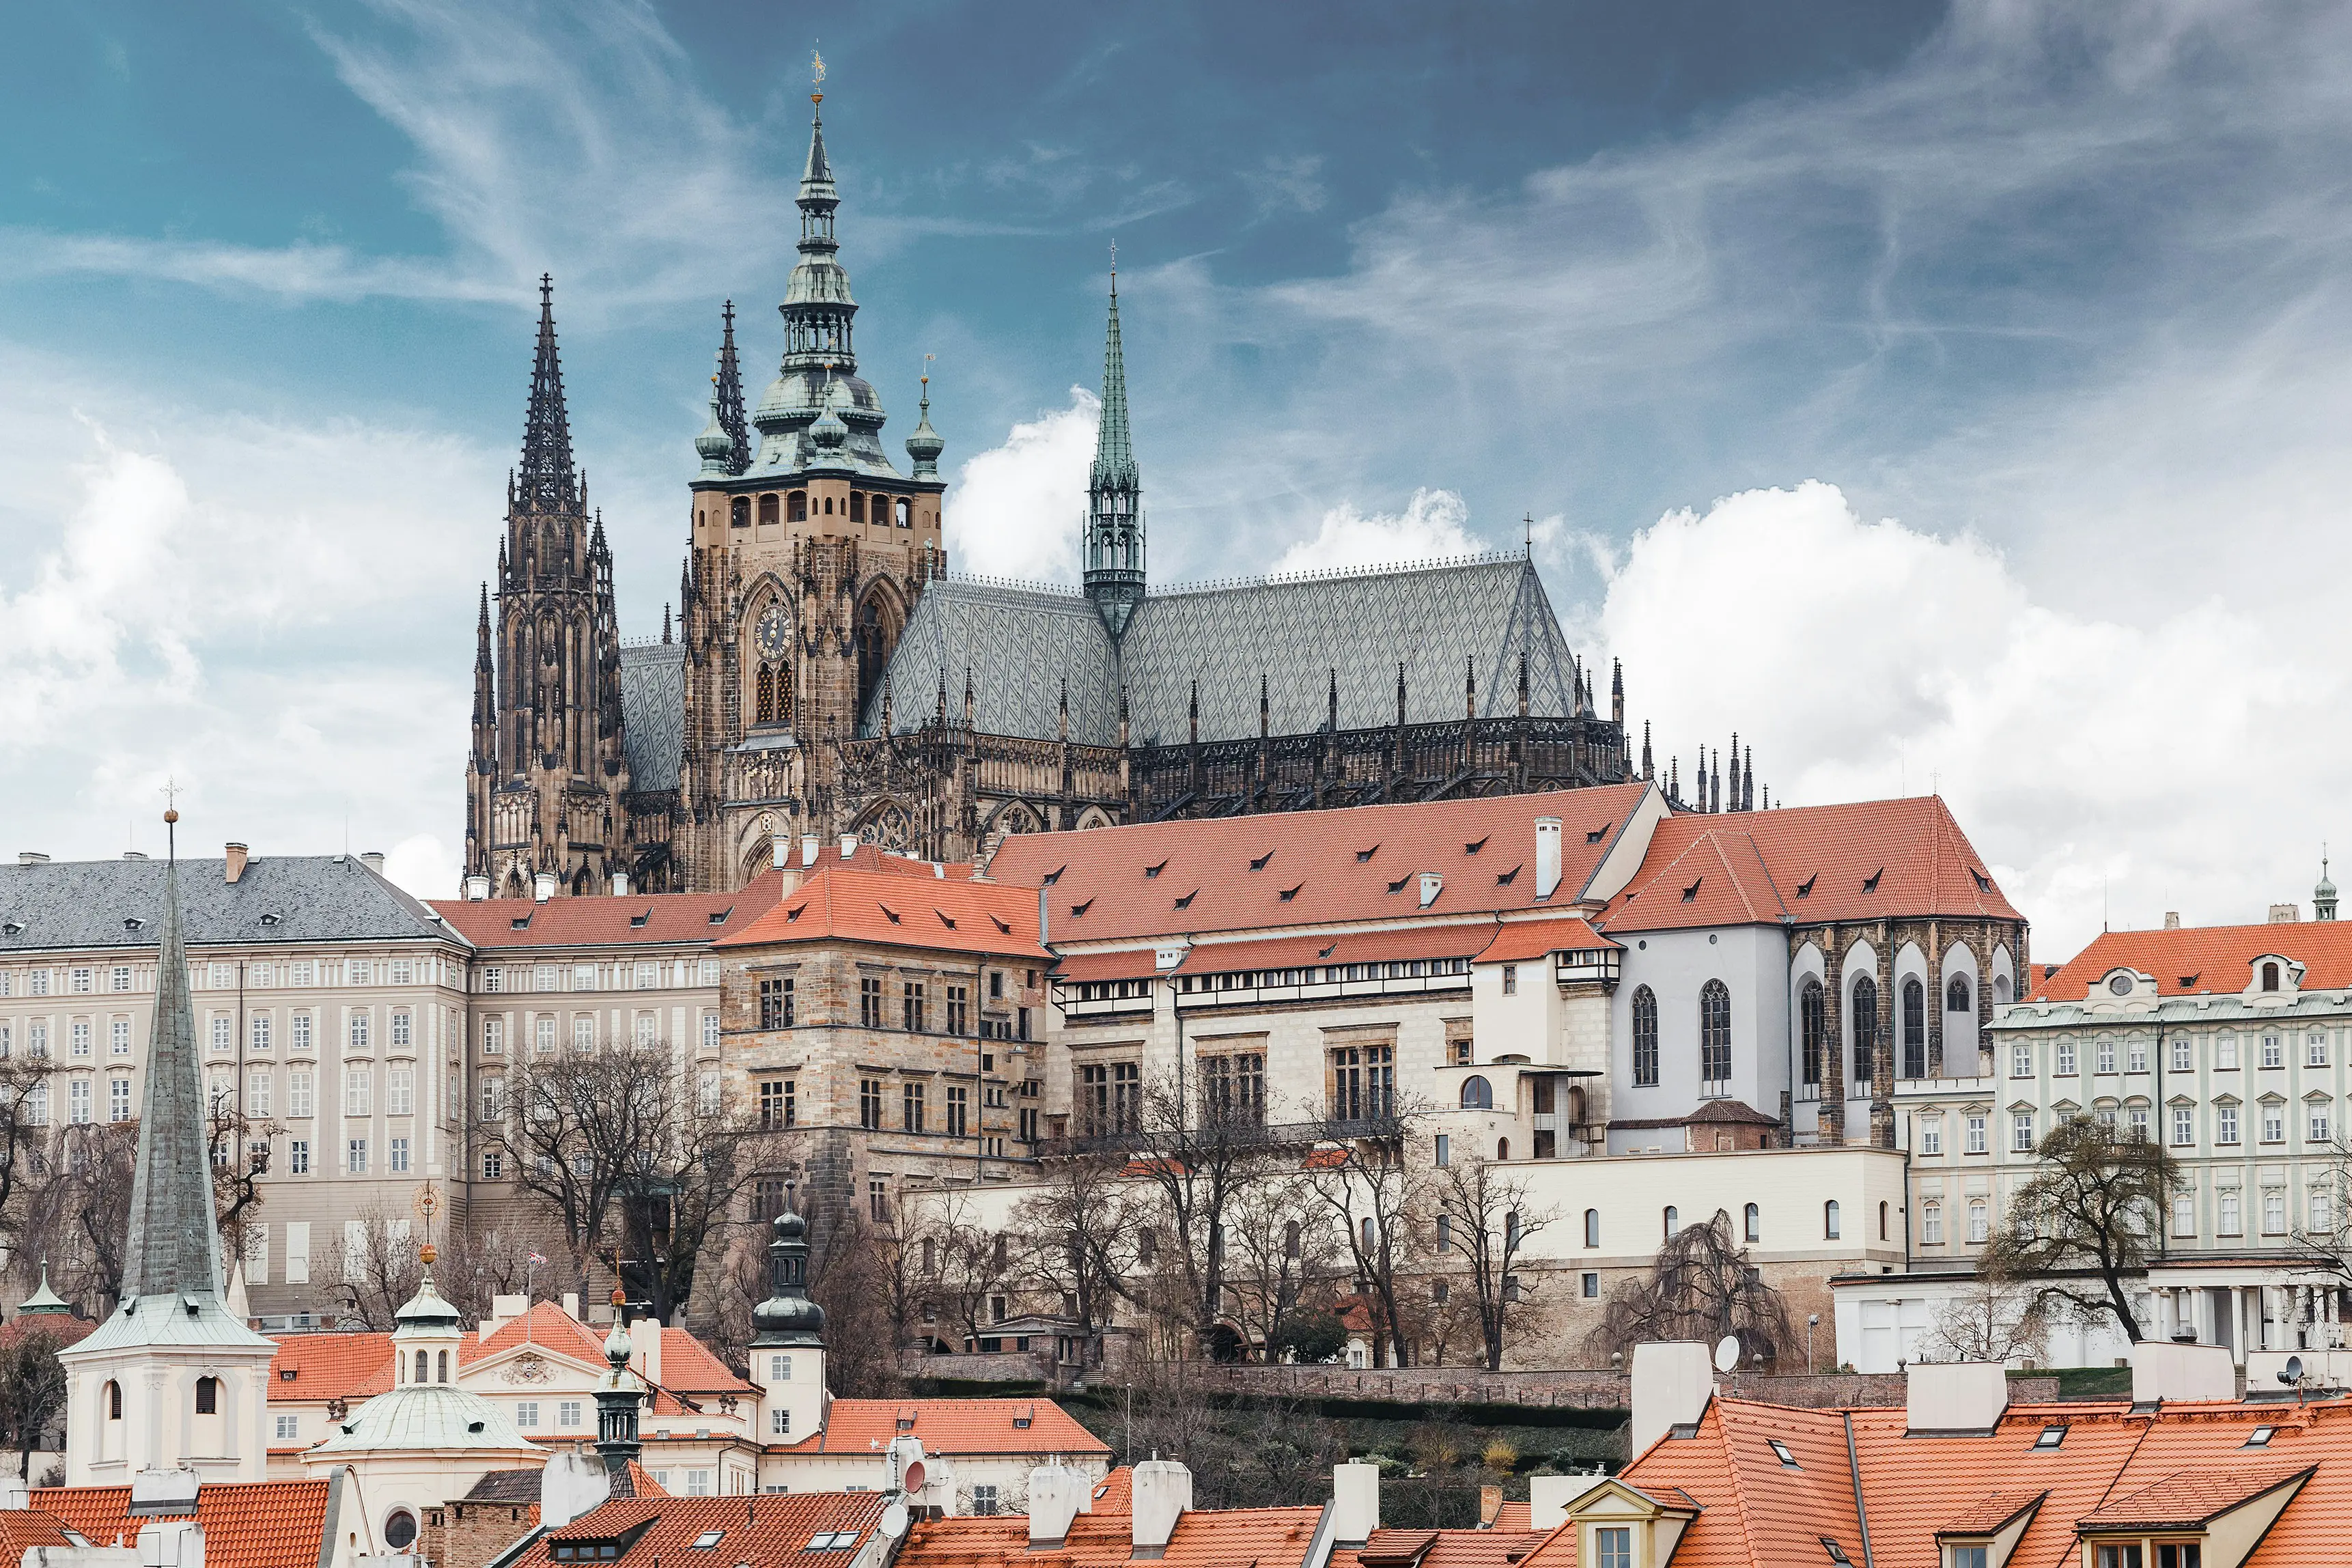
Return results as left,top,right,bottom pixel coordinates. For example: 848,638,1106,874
0,1511,82,1554
656,1327,756,1394
2076,1466,2312,1531
506,1491,880,1568
2030,919,2352,1000
466,1303,610,1367
1173,925,1495,975
1330,1527,1549,1568
1476,916,1617,964
267,1332,394,1402
897,1500,1323,1568
35,1480,333,1568
0,1315,98,1351
431,871,787,950
776,1398,1109,1457
715,869,1050,960
988,785,1653,942
1603,796,2018,934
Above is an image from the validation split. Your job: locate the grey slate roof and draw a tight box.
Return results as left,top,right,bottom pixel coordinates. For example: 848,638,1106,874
619,641,687,794
857,555,1586,747
0,854,460,953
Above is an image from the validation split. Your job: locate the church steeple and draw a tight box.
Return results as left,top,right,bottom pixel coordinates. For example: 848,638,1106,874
518,275,578,513
1083,261,1145,637
121,843,225,1300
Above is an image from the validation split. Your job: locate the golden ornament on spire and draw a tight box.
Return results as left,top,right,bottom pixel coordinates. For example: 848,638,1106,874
811,47,825,107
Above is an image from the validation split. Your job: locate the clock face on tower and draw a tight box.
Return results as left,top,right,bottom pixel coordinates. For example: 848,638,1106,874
755,606,792,662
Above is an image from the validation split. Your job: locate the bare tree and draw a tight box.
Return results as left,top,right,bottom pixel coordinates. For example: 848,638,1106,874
1916,1271,2051,1365
1587,1209,1795,1369
0,1325,68,1481
206,1078,285,1267
1222,1173,1344,1361
0,1060,59,1249
1983,1117,2180,1343
804,1207,904,1398
1009,1150,1140,1361
1433,1156,1558,1369
1301,1105,1430,1368
433,1221,566,1326
25,1123,139,1308
337,1204,425,1330
925,1194,1013,1349
611,1070,789,1323
1119,1075,1278,1355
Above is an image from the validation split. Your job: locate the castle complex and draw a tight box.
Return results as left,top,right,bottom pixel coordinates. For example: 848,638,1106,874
462,91,1653,897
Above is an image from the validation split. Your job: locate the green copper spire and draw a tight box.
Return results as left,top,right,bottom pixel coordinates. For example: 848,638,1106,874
1083,259,1145,637
122,826,225,1300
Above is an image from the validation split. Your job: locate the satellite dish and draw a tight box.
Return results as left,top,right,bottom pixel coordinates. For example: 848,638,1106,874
901,1458,927,1495
879,1503,910,1541
1713,1335,1740,1373
2282,1356,2305,1385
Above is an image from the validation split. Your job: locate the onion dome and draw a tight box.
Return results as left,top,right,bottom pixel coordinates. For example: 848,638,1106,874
695,385,735,474
806,376,851,463
905,375,944,478
750,1205,827,1346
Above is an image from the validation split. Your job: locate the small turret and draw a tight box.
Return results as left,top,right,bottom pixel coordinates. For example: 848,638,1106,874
750,1203,828,1445
2319,854,2338,922
906,369,944,478
594,1287,647,1476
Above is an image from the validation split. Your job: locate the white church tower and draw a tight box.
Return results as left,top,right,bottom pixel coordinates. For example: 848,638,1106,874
59,824,279,1484
748,1205,827,1470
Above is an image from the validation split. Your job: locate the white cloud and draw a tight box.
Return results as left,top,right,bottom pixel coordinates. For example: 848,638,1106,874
1268,488,1481,575
1597,483,2327,957
946,387,1098,583
1243,154,1328,216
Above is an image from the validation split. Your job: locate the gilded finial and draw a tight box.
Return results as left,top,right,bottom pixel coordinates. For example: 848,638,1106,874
811,46,825,107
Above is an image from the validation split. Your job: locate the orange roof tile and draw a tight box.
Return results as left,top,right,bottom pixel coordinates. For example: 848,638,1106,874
1330,1527,1548,1568
431,871,786,951
776,1398,1108,1457
2031,919,2352,1000
1603,796,2018,934
988,785,1653,942
1488,1502,1531,1532
2077,1466,2312,1531
267,1332,394,1402
656,1327,756,1394
0,1511,82,1554
1476,916,1617,964
34,1480,333,1568
466,1302,610,1367
897,1501,1323,1568
716,868,1050,960
0,1316,98,1352
505,1490,880,1568
1174,925,1494,975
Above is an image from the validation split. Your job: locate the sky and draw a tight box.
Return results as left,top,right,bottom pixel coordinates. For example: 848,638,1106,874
3,0,2351,957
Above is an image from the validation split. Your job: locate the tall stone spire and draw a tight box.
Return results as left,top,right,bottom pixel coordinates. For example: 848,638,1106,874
715,300,751,475
518,275,578,512
122,838,225,1301
1083,260,1145,637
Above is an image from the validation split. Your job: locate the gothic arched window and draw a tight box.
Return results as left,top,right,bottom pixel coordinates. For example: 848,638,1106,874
1631,985,1659,1086
1902,977,1927,1079
1853,975,1880,1085
1800,978,1824,1090
1947,973,1972,1014
1698,979,1732,1093
195,1377,218,1415
855,597,897,717
755,664,776,725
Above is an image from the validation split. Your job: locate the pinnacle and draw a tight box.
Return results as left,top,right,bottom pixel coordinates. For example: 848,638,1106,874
1089,277,1137,493
518,277,580,513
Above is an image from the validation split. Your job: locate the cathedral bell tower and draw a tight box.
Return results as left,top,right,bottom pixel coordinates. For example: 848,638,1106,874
1082,264,1145,637
466,277,633,899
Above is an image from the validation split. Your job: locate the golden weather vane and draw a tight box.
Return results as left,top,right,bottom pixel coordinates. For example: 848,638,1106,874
811,47,826,107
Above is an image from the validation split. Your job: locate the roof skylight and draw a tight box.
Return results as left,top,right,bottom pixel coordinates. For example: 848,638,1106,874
2034,1424,2065,1449
692,1532,725,1550
1767,1438,1799,1468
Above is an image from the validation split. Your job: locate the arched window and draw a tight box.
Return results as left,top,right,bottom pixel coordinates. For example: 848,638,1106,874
1698,980,1732,1093
761,492,781,525
195,1377,218,1415
1459,1075,1493,1110
1631,986,1660,1087
1663,1205,1679,1238
437,1350,449,1383
1496,1137,1509,1160
895,497,912,527
2263,962,2282,992
107,1381,122,1419
1436,1214,1453,1252
1993,973,2011,1004
1902,977,1927,1079
787,491,807,523
384,1512,419,1552
1946,974,1972,1014
1823,1200,1840,1240
1800,979,1824,1090
855,597,896,716
1584,1209,1600,1248
414,1349,428,1384
849,492,866,524
1360,1217,1374,1251
1505,1209,1521,1248
755,664,776,725
729,495,750,527
1879,1201,1890,1241
1853,975,1880,1085
1744,1203,1761,1243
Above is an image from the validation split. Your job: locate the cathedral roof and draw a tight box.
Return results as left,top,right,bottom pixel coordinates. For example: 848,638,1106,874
858,554,1586,746
618,640,687,794
0,852,454,954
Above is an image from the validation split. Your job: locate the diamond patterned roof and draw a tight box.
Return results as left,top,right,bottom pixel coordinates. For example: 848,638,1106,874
619,641,686,794
859,556,1585,745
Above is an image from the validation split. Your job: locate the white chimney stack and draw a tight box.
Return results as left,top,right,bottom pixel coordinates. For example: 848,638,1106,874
1535,816,1563,900
1331,1460,1379,1546
612,870,630,896
2131,1340,2235,1404
840,834,859,860
772,833,789,870
1027,1463,1090,1546
1905,1361,2010,1434
464,873,491,901
1629,1341,1715,1458
361,851,385,874
224,843,250,884
533,871,557,902
802,833,820,867
1131,1459,1192,1555
1418,871,1443,908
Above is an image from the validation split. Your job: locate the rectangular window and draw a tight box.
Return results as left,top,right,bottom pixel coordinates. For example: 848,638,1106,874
760,1080,796,1130
633,1014,657,1048
2127,1038,2148,1073
1965,1115,1987,1153
109,1078,130,1122
1328,1042,1397,1121
390,1137,410,1173
701,1011,719,1050
686,1471,712,1498
903,982,927,1033
772,1408,791,1435
110,966,131,992
697,1071,720,1115
290,1140,310,1175
517,1401,540,1428
859,1078,882,1129
1501,963,1518,995
292,1012,313,1052
904,1081,926,1133
2263,1104,2285,1143
947,1085,968,1138
345,1067,371,1118
349,1012,369,1051
68,1080,89,1124
2312,1033,2332,1067
572,965,597,992
2313,1106,2333,1143
249,1015,270,1052
1594,1528,1631,1568
571,1016,594,1051
29,970,48,996
480,1077,505,1119
2013,1112,2034,1152
2056,1041,2077,1076
2172,1035,2192,1071
391,1010,412,1048
73,1022,93,1058
634,963,658,990
2129,1104,2149,1141
389,1066,414,1116
2264,1035,2284,1069
2095,1039,2116,1074
481,1017,503,1054
2011,1044,2032,1078
481,1152,503,1179
1199,1051,1266,1125
971,1485,1000,1517
759,977,794,1030
2219,1104,2240,1145
947,984,968,1036
111,1019,130,1056
535,1017,556,1054
347,1138,368,1174
26,1022,44,1059
276,1415,298,1442
2220,1190,2242,1234
2172,1105,2194,1146
2220,1035,2240,1069
860,977,882,1028
558,1401,582,1429
289,1070,313,1118
1920,1117,1943,1156
26,1083,44,1125
391,958,412,984
72,968,94,994
1433,1133,1451,1166
870,1178,890,1222
2314,1190,2334,1232
247,1069,271,1117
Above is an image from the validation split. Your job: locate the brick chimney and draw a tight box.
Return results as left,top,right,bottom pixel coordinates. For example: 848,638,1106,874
225,843,249,884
